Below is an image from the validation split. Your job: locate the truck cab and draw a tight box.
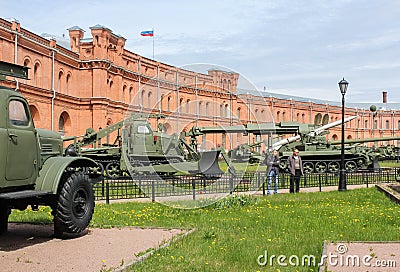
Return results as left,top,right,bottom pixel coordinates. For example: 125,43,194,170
0,61,100,237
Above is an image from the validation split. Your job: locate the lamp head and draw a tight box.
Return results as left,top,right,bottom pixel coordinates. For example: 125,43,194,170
338,78,349,95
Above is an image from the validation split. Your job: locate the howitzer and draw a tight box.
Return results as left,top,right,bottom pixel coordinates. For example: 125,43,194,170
272,116,358,150
275,118,400,173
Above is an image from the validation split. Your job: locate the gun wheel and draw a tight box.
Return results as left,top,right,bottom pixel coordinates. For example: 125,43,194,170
345,161,357,172
303,162,314,173
328,161,340,173
315,162,327,173
105,162,121,178
54,172,94,237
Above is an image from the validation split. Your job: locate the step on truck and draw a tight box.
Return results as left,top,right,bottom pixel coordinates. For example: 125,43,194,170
0,61,101,237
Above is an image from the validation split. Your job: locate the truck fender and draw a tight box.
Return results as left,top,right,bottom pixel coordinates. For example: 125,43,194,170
35,157,99,194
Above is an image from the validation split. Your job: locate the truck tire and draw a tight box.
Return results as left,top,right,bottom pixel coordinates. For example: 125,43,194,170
0,204,10,235
54,172,94,237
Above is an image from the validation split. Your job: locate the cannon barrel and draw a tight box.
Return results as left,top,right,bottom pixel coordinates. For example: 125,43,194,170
331,136,400,145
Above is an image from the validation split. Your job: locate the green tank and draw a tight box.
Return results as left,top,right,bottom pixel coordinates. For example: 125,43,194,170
278,135,400,173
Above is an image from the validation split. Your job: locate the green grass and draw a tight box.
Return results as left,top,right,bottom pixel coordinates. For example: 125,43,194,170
9,188,400,271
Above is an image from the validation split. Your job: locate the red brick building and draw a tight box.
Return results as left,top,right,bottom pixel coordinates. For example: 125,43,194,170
0,18,399,149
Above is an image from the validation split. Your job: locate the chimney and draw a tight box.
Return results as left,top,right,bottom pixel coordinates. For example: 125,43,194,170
382,91,387,103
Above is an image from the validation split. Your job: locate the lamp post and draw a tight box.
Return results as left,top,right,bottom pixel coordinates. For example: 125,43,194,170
338,78,348,191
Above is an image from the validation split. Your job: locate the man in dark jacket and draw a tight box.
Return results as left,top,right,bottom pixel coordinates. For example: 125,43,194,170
286,149,304,193
266,149,280,195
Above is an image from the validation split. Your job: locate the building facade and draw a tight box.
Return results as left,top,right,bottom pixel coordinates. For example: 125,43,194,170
0,18,399,150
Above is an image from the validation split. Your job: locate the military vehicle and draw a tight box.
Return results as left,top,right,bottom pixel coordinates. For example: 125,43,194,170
278,131,400,173
228,141,263,163
64,114,224,178
0,61,100,236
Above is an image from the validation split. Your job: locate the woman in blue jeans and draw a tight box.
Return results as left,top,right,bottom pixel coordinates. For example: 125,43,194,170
266,149,280,195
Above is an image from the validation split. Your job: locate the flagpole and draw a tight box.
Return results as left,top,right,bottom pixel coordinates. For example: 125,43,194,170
152,27,154,60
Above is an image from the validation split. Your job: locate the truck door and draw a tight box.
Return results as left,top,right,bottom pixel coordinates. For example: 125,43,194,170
5,98,38,185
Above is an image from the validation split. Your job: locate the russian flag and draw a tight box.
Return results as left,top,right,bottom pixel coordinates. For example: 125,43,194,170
140,30,154,37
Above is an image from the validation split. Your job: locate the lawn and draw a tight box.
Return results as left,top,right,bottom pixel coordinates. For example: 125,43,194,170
9,187,400,271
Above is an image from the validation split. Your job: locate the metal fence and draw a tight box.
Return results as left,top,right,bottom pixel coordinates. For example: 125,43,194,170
93,168,399,203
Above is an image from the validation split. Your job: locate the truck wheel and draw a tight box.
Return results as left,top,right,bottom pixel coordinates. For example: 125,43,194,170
0,205,10,235
54,172,94,237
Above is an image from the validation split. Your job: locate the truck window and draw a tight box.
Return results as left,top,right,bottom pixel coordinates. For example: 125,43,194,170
9,100,29,126
137,125,150,134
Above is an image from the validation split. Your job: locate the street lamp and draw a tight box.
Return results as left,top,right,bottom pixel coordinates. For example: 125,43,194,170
338,78,348,191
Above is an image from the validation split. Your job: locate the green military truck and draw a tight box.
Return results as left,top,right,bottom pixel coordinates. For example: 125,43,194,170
0,61,100,237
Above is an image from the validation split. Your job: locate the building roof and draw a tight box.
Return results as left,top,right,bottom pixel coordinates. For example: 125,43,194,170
237,88,400,111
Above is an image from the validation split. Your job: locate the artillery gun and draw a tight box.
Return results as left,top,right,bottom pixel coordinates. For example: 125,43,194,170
64,114,224,178
278,129,400,173
228,141,263,163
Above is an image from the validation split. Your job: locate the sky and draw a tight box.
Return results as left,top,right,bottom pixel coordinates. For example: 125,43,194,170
2,0,400,103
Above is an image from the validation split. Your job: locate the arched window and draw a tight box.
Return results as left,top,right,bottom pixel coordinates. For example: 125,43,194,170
141,90,146,107
58,71,63,92
66,73,71,94
296,113,300,122
58,111,71,136
109,81,113,99
122,85,127,103
260,109,265,122
198,101,202,115
365,120,368,129
276,111,280,122
220,104,223,116
332,134,338,141
129,86,133,103
385,120,390,129
237,108,241,120
23,59,30,84
373,120,378,129
29,105,40,125
282,112,286,122
33,62,40,86
322,114,329,125
179,98,184,111
205,102,210,116
314,113,322,125
147,92,152,108
186,99,190,114
225,104,229,118
167,96,171,111
301,113,305,123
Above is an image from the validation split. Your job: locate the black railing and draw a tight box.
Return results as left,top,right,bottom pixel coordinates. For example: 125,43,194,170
93,168,399,203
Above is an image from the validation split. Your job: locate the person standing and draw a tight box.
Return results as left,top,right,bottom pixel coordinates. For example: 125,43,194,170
266,149,280,195
287,149,303,193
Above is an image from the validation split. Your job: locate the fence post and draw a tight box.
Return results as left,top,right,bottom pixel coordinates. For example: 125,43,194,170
192,178,196,200
319,173,322,192
262,173,266,196
151,179,155,202
106,181,110,205
101,179,105,197
229,174,234,195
